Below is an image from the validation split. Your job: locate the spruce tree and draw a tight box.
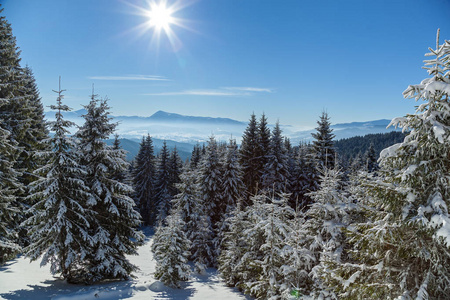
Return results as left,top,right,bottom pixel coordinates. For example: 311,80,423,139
172,167,214,273
256,113,271,180
190,143,202,170
168,146,183,198
240,114,260,200
312,111,336,170
220,139,245,214
261,121,290,194
155,141,172,224
0,8,31,149
133,135,157,225
218,200,249,287
289,142,317,210
18,66,49,188
111,134,127,183
215,139,245,257
152,213,191,288
76,94,143,283
0,125,20,264
198,136,223,229
302,166,349,298
328,30,450,299
24,80,92,281
365,143,378,173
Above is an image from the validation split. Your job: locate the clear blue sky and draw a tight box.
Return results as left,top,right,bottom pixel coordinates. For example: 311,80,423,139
2,0,450,129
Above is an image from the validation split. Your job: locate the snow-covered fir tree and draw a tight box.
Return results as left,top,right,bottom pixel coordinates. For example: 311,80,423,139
289,142,318,210
190,143,202,169
152,212,191,288
225,193,294,299
364,143,378,173
215,139,245,257
312,111,336,170
257,113,271,182
302,166,349,299
220,139,245,214
198,136,223,229
0,9,42,246
0,125,20,264
218,200,249,287
168,146,183,198
280,204,315,298
261,121,290,194
328,30,450,299
110,134,127,183
76,94,143,283
17,66,49,189
171,167,214,273
133,134,157,225
23,80,91,282
240,114,261,201
155,141,172,224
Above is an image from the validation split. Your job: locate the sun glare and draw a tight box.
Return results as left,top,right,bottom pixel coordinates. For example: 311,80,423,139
147,2,174,31
124,0,196,52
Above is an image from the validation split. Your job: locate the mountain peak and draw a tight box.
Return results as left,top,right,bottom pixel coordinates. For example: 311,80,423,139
150,110,179,118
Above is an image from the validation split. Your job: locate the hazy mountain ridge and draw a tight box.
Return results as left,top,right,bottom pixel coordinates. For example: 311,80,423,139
46,110,401,161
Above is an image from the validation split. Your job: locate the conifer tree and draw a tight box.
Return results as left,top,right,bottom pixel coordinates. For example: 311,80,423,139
256,113,271,179
220,139,245,214
18,66,49,189
111,134,127,183
133,135,157,225
23,80,91,281
152,213,191,288
215,139,245,257
0,8,38,245
280,204,315,298
328,30,450,299
218,200,249,287
228,193,294,298
0,126,20,264
0,8,31,149
312,111,336,170
302,166,349,298
168,147,183,198
198,136,223,228
190,143,202,169
261,121,290,194
365,143,378,173
246,194,294,299
240,114,260,200
172,167,214,273
76,94,143,283
155,141,172,224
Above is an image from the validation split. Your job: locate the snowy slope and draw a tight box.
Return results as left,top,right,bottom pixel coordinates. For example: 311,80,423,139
0,228,250,300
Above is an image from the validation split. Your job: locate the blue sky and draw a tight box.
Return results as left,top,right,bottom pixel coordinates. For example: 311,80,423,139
3,0,450,129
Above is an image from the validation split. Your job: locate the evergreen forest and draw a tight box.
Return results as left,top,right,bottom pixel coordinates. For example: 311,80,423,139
2,7,450,300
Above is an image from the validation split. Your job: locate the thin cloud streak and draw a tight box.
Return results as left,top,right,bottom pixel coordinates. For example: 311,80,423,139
144,86,274,97
144,89,251,96
223,86,274,93
88,75,169,81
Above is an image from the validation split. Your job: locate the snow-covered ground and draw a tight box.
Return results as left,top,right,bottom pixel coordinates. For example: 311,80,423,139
0,228,250,300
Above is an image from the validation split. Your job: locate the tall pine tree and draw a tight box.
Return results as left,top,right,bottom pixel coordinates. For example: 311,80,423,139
133,135,157,225
24,79,91,282
312,111,336,170
76,93,143,283
328,30,450,299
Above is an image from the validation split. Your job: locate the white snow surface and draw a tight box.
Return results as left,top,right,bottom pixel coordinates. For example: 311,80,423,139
0,228,250,300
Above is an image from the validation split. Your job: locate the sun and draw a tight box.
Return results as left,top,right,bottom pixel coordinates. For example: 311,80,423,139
124,0,195,52
147,1,174,31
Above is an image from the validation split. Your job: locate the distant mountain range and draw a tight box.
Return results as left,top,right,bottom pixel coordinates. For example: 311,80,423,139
45,110,401,161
